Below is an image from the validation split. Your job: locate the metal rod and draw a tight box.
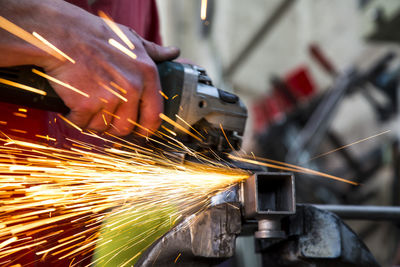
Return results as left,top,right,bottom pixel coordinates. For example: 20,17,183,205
312,204,400,221
222,0,295,79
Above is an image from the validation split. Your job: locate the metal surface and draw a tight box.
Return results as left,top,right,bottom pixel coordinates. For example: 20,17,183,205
136,202,241,267
137,172,381,267
312,204,400,221
257,204,380,267
242,172,295,219
255,219,286,239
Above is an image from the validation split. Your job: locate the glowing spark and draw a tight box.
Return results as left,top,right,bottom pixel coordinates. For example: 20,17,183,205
0,16,65,61
0,237,17,250
98,11,135,50
109,38,137,60
12,112,27,118
0,78,46,96
310,130,391,161
32,69,89,98
127,119,155,135
200,0,208,20
176,115,205,139
102,110,120,120
172,94,178,100
228,154,358,185
110,82,127,94
220,123,236,152
17,108,27,113
9,129,27,134
159,113,203,142
161,125,177,136
99,82,128,102
35,134,56,142
57,114,82,132
102,114,108,126
159,90,168,100
32,32,75,64
0,131,248,265
0,121,7,125
174,252,182,263
99,98,108,104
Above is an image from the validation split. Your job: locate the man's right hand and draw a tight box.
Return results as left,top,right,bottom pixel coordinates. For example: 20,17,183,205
0,0,179,136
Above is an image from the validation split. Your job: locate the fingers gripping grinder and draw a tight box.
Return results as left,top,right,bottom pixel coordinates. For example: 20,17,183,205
0,62,247,153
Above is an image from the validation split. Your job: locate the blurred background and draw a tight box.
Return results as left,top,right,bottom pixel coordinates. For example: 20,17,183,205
156,0,400,266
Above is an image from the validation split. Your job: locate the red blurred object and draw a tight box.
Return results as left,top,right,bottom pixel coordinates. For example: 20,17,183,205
253,65,316,134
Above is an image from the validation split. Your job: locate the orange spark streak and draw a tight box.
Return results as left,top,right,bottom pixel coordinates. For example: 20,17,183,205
12,112,27,118
32,32,75,64
174,252,182,263
220,123,235,152
108,38,137,60
310,130,391,161
17,108,27,113
109,82,127,94
159,90,168,100
57,114,82,132
0,16,65,61
99,82,128,102
102,110,121,120
98,11,135,50
9,129,27,134
176,115,205,139
228,154,358,185
35,135,56,142
0,78,46,96
32,69,89,98
102,114,108,126
159,113,202,142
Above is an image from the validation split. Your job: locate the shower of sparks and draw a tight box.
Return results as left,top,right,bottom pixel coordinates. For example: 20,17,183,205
98,11,135,50
200,0,208,20
32,32,76,64
32,69,89,98
309,130,391,161
0,16,65,62
0,130,249,266
0,78,47,96
159,113,203,142
108,39,137,60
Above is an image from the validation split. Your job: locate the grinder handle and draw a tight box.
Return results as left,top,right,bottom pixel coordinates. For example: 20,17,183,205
0,62,184,117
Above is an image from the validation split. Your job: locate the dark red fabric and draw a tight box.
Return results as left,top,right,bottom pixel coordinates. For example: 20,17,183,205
67,0,162,45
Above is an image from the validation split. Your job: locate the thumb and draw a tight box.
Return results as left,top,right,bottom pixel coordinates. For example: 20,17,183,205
142,39,180,62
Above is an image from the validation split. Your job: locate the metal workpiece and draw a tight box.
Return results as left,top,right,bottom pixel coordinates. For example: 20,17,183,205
135,202,241,267
312,204,400,221
241,172,295,239
257,205,380,267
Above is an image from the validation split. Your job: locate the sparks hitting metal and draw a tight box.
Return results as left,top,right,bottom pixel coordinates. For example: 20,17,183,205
0,134,249,266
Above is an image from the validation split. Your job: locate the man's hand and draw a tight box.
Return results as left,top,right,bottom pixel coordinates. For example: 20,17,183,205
0,0,179,136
